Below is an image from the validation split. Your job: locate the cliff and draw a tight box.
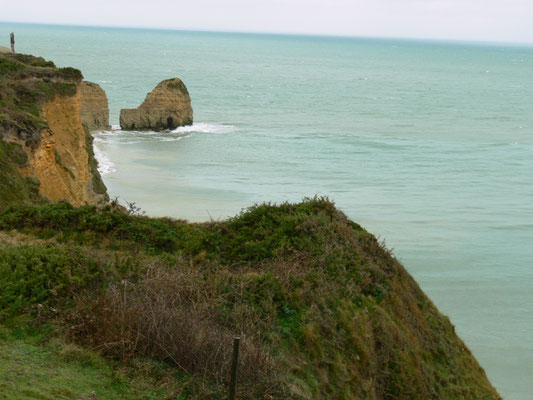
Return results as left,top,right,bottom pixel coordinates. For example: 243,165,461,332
119,77,193,131
79,81,110,132
0,53,108,207
0,199,501,399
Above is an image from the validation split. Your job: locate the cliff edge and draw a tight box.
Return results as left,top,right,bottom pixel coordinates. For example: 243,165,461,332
119,77,193,131
0,53,108,207
80,81,110,132
0,199,502,399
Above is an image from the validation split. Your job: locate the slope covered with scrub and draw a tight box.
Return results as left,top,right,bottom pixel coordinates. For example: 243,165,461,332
0,199,501,399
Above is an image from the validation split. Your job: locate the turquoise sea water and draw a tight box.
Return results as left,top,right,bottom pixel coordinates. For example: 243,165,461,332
2,22,532,398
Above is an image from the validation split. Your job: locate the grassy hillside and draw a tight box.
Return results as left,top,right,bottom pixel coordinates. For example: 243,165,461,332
0,52,87,208
0,52,82,141
0,325,187,400
0,199,501,399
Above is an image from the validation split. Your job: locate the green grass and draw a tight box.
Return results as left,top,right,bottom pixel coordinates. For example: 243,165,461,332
0,325,189,400
0,139,41,208
53,149,75,179
0,244,107,317
0,199,501,399
0,53,82,149
2,141,28,167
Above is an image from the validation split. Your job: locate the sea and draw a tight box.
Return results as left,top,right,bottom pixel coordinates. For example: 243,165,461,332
1,22,532,399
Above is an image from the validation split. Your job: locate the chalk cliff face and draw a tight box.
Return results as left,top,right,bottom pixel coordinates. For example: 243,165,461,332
0,53,108,207
80,81,110,132
119,78,193,131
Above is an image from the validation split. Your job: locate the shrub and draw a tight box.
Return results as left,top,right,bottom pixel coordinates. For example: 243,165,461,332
68,267,281,397
0,244,103,318
57,66,83,80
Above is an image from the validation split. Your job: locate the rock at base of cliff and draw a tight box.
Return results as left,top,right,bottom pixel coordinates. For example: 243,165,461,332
80,81,110,132
119,78,193,131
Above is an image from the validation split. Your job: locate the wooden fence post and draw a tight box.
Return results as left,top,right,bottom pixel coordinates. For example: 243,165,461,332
229,336,240,400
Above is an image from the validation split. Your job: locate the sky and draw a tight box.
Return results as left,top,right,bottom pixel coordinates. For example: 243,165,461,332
2,0,533,44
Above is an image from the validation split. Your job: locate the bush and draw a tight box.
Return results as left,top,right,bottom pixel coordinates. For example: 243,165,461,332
68,267,281,397
57,66,83,80
0,244,104,318
2,140,28,167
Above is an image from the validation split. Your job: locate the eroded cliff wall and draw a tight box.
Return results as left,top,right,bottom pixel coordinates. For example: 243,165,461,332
0,53,108,207
80,81,110,132
21,85,108,206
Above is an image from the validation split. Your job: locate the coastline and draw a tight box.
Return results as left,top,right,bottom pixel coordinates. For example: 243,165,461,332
2,23,533,398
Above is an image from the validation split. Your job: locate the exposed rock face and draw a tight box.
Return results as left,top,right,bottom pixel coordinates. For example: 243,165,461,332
21,83,109,206
0,46,12,54
120,78,193,131
80,81,110,132
0,53,109,208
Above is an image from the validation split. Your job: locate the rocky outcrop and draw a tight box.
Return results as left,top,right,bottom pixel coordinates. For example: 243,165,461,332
119,78,193,131
21,83,108,206
80,81,110,132
0,52,108,207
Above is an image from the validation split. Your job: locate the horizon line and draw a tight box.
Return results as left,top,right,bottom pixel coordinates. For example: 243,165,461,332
1,19,533,48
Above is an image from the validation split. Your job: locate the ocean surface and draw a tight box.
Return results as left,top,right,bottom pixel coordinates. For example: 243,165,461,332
2,22,532,398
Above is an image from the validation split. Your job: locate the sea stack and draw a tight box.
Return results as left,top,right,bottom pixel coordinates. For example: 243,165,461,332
119,78,193,131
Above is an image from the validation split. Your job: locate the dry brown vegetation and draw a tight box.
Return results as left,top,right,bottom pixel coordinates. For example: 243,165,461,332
67,265,282,397
0,199,501,399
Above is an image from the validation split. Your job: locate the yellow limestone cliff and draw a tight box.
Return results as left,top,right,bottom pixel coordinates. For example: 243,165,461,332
20,82,108,206
80,81,110,132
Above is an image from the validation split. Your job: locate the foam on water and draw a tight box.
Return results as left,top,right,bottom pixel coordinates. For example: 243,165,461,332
171,122,236,134
92,123,234,174
100,123,234,141
92,137,116,176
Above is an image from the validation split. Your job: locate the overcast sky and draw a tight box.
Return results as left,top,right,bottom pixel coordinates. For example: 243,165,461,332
2,0,533,44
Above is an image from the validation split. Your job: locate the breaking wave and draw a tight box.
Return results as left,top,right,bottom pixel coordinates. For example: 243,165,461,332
91,122,235,175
